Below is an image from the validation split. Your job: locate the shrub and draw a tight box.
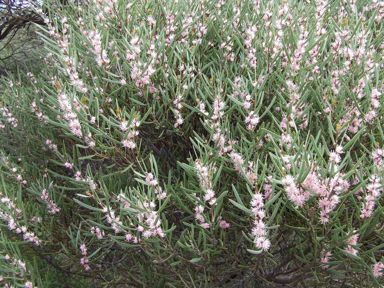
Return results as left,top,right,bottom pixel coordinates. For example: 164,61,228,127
0,0,384,287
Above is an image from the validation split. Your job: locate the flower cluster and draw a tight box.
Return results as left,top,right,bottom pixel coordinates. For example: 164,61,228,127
250,193,270,251
173,94,184,127
193,159,218,229
79,243,90,270
90,226,105,239
41,189,60,214
195,159,217,206
0,196,41,246
121,116,140,149
57,93,83,138
0,105,18,128
135,199,165,239
360,174,383,219
145,172,167,199
229,152,257,186
88,29,110,67
345,232,359,256
373,262,384,278
320,249,332,268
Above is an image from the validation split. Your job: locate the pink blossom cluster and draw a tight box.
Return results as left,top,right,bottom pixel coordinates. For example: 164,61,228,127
284,157,349,223
281,155,292,171
250,193,270,251
193,160,217,229
211,93,228,154
193,160,231,229
229,152,257,186
117,193,131,209
345,232,359,256
220,36,235,62
245,111,260,131
286,80,308,130
124,34,157,91
74,172,98,190
365,88,382,122
97,198,137,242
121,117,140,150
90,226,105,239
79,243,90,270
0,105,18,128
218,217,230,229
280,128,292,149
360,174,382,219
97,173,166,241
320,249,332,268
41,189,61,214
135,200,165,239
44,139,57,151
194,204,209,229
194,160,217,206
102,206,123,233
290,28,309,74
4,256,28,278
283,175,312,208
173,95,184,127
197,94,235,156
241,94,260,131
371,147,384,168
125,232,139,244
88,29,110,67
263,176,273,199
57,93,83,138
1,196,40,246
373,262,384,278
30,100,49,124
63,56,88,93
1,157,27,185
145,173,167,199
302,172,345,224
244,25,257,69
329,145,344,164
64,161,73,169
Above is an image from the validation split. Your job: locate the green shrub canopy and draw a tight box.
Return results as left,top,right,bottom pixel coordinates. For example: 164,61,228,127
0,0,384,286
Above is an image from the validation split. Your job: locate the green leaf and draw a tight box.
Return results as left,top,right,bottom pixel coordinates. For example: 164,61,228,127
247,249,263,255
190,258,201,263
73,199,103,212
229,199,252,215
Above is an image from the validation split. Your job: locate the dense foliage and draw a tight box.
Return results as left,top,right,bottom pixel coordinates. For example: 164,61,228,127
0,0,384,287
0,0,45,76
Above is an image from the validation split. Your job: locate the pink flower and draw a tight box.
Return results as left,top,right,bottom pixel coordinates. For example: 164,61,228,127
80,243,87,255
373,262,384,278
143,230,153,238
18,260,27,271
64,162,73,169
122,139,136,149
255,237,271,251
149,86,157,93
220,220,230,229
346,245,358,256
201,223,210,229
126,234,133,242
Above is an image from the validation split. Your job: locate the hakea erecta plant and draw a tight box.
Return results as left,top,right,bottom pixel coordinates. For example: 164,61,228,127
1,0,384,287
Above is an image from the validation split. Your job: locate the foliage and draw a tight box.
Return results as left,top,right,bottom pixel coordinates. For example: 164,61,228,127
0,0,45,75
0,0,384,287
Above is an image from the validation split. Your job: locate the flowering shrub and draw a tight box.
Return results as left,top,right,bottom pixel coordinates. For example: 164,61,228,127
0,0,384,286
